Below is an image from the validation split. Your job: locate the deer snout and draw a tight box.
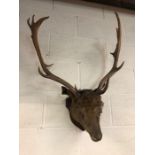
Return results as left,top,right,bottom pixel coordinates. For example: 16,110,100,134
87,125,102,142
90,131,102,142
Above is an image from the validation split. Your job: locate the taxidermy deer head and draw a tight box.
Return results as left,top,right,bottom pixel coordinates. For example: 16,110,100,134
27,12,124,142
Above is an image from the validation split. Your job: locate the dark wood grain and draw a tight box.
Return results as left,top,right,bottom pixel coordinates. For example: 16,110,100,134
84,0,135,10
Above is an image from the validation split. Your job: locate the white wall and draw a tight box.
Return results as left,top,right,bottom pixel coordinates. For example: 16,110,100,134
19,0,135,155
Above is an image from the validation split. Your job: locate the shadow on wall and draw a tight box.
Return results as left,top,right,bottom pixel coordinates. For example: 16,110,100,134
33,0,135,14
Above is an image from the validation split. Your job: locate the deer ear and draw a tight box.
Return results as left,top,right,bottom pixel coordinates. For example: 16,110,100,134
92,89,103,95
61,86,77,98
93,80,109,95
61,86,68,95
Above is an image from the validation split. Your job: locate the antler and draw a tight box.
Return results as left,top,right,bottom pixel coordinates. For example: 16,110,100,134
95,12,125,94
27,15,78,96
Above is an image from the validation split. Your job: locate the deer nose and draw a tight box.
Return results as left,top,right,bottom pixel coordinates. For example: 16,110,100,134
91,132,102,142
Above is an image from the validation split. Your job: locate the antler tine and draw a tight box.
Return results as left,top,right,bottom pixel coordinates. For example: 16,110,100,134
27,15,78,96
96,12,125,93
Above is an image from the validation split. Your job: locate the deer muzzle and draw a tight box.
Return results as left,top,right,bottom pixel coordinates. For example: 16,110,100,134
86,123,102,142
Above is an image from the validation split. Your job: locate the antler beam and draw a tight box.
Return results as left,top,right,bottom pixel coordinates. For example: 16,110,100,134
27,15,78,96
95,12,124,94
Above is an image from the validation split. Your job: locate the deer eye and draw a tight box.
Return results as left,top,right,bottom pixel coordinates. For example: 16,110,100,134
82,114,84,119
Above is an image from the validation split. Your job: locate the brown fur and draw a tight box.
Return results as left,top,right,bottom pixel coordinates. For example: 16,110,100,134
62,87,103,141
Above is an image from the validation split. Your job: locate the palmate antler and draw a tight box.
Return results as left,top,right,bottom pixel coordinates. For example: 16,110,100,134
27,15,78,96
95,12,124,94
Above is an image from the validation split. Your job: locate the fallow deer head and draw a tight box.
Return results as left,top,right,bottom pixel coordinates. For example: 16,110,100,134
27,12,124,142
